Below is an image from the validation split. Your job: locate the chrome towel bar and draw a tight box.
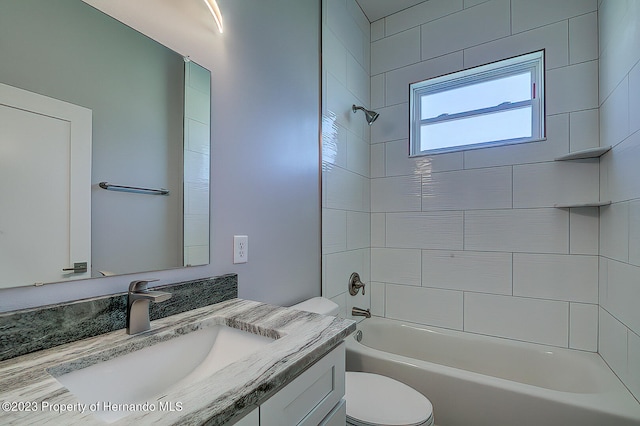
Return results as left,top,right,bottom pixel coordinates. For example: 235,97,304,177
98,181,169,196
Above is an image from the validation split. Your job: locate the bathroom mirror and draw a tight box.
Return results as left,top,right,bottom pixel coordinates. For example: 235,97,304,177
0,0,210,289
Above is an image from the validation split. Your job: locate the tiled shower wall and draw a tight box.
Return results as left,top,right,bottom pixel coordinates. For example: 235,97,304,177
322,0,372,318
598,0,640,401
368,0,601,351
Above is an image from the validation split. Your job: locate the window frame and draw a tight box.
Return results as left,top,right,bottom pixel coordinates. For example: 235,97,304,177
409,50,545,157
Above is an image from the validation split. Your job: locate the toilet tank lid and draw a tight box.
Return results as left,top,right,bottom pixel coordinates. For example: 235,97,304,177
290,297,339,316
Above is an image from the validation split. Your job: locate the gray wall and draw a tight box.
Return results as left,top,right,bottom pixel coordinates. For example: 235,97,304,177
0,0,321,311
208,0,321,306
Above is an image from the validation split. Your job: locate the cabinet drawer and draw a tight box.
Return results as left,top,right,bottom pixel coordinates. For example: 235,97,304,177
319,398,346,426
260,342,345,426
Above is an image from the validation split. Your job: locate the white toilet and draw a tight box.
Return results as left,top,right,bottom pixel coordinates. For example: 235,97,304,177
291,297,435,426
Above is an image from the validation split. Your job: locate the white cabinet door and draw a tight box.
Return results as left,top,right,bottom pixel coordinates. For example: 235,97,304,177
260,343,346,426
0,83,91,287
232,407,259,426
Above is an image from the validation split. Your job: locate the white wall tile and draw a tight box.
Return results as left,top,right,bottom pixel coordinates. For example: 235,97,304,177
370,103,409,143
599,257,609,307
322,208,347,254
371,74,385,109
465,293,569,346
347,0,370,37
569,109,600,152
322,116,347,167
347,211,370,250
386,140,464,177
569,303,598,351
323,28,348,85
598,0,629,55
371,27,421,75
628,330,640,400
465,208,569,253
629,200,640,266
371,248,422,286
185,182,209,215
569,12,598,64
370,281,386,316
386,52,464,106
347,54,370,106
422,250,512,294
604,259,640,333
329,291,348,319
371,175,422,212
629,61,640,135
421,0,510,61
600,76,630,148
464,21,568,70
464,0,490,8
327,0,366,66
386,212,464,250
370,142,385,178
464,114,570,169
511,0,596,34
513,254,598,303
600,132,640,203
599,0,640,99
513,160,599,208
600,202,629,262
326,165,369,211
183,215,208,247
569,207,599,255
599,307,629,379
346,131,370,177
423,166,512,211
325,248,369,298
184,245,208,267
386,284,464,329
370,213,385,247
371,19,385,42
546,61,599,115
326,73,359,133
385,0,463,36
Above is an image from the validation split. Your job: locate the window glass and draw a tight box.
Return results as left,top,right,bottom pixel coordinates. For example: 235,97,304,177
420,72,532,120
410,50,545,156
420,107,532,152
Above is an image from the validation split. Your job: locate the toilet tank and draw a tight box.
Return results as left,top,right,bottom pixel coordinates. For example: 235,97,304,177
290,297,339,316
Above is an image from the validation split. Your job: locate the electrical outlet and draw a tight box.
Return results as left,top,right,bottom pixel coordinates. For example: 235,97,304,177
233,235,248,264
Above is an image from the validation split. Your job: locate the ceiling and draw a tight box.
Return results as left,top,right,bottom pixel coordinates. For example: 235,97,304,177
355,0,428,22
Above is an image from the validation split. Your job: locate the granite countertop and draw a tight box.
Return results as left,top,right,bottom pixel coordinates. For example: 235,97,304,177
0,298,356,425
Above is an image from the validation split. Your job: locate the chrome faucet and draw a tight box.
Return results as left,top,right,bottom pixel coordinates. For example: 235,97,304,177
351,307,371,318
126,279,172,335
349,272,366,296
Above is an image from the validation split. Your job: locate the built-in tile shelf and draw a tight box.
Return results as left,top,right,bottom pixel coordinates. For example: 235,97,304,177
552,146,612,208
554,146,612,161
553,201,612,208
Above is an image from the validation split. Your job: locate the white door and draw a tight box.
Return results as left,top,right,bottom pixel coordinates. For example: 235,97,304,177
0,83,91,288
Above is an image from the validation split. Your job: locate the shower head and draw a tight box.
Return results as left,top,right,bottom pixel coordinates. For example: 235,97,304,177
352,104,379,125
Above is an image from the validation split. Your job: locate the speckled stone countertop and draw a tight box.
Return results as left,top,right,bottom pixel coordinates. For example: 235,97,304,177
0,298,355,425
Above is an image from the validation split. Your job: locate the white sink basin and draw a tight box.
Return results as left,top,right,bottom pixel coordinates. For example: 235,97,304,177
49,324,274,423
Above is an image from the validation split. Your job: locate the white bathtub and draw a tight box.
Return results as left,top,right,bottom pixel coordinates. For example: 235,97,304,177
346,317,640,426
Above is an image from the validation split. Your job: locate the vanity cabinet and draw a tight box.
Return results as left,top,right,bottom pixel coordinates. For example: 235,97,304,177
233,342,346,425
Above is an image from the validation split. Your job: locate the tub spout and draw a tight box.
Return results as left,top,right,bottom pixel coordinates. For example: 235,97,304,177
352,307,371,318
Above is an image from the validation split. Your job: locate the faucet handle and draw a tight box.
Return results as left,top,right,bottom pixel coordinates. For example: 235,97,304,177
349,272,366,296
129,279,159,292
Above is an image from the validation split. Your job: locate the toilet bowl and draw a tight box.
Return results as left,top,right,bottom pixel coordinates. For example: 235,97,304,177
290,297,435,426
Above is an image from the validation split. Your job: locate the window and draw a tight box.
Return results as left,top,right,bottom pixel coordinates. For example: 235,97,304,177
409,50,545,156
